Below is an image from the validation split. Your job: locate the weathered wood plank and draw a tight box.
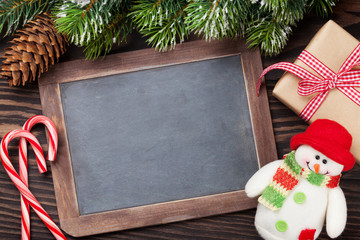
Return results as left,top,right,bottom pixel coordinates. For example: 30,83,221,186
0,0,359,239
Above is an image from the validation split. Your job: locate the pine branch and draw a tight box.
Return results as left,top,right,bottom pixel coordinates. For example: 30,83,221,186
130,0,189,52
53,0,121,46
246,13,292,56
0,0,59,37
246,0,336,56
84,12,132,60
260,0,306,25
308,0,338,17
185,0,250,41
54,0,339,59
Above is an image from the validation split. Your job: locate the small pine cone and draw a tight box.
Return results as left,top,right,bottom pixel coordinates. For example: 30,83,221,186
0,13,68,86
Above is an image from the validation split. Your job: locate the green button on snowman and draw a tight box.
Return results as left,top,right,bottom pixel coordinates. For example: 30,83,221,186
246,119,355,240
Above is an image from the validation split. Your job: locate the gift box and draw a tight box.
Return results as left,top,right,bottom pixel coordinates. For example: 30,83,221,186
269,20,360,162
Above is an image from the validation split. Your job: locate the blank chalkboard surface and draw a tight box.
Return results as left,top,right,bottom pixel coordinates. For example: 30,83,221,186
60,55,258,215
39,39,277,237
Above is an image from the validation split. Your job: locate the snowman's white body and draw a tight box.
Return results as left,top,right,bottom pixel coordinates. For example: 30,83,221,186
255,167,328,240
245,145,347,240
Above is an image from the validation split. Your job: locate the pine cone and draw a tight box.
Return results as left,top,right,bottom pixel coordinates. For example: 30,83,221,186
0,13,68,86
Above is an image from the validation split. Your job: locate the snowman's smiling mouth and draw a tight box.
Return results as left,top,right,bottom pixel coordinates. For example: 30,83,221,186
306,161,329,175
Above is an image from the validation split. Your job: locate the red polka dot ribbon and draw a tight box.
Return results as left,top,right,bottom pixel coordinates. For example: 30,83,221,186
257,43,360,122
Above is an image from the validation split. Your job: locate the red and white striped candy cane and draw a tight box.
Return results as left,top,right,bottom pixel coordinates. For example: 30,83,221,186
1,129,66,240
19,115,58,240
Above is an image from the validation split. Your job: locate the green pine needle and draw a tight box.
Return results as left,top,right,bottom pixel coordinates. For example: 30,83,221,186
130,0,189,52
308,0,337,17
53,0,121,46
0,0,58,37
260,0,306,25
246,15,292,56
185,0,250,41
84,13,132,60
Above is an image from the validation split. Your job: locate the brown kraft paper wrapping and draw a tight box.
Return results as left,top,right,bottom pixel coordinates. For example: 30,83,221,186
272,20,360,163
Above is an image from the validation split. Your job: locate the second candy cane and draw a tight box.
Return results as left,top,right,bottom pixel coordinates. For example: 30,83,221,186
18,115,58,240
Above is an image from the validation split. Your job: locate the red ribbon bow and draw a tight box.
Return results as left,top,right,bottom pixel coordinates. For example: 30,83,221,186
257,43,360,122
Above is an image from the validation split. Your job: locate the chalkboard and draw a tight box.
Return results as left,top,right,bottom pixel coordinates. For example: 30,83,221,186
61,55,258,215
39,39,277,237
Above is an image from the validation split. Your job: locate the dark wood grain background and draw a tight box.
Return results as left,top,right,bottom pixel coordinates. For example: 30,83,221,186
0,1,359,239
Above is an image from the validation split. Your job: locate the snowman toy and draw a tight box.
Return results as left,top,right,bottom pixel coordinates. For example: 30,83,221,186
245,119,355,240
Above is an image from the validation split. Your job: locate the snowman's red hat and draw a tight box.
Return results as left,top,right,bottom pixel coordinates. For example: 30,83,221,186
290,119,355,172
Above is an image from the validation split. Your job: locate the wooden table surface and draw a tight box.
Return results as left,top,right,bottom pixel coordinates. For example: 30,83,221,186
0,1,359,239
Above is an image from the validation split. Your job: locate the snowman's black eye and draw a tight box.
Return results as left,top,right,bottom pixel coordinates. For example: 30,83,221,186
315,155,320,160
322,159,327,164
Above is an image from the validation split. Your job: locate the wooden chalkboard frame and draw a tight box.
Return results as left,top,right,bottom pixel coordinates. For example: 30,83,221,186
38,39,277,237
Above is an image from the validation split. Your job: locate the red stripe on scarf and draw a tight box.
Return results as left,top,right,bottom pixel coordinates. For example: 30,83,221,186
273,167,299,190
326,175,341,188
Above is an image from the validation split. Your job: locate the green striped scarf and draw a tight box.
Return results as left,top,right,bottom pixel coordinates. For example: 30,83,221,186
258,151,341,211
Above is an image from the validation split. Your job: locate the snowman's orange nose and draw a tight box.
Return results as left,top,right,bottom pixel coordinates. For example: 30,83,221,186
314,164,320,174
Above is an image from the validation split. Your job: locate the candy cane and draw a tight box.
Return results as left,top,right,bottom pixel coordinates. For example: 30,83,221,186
19,115,58,240
1,129,66,240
